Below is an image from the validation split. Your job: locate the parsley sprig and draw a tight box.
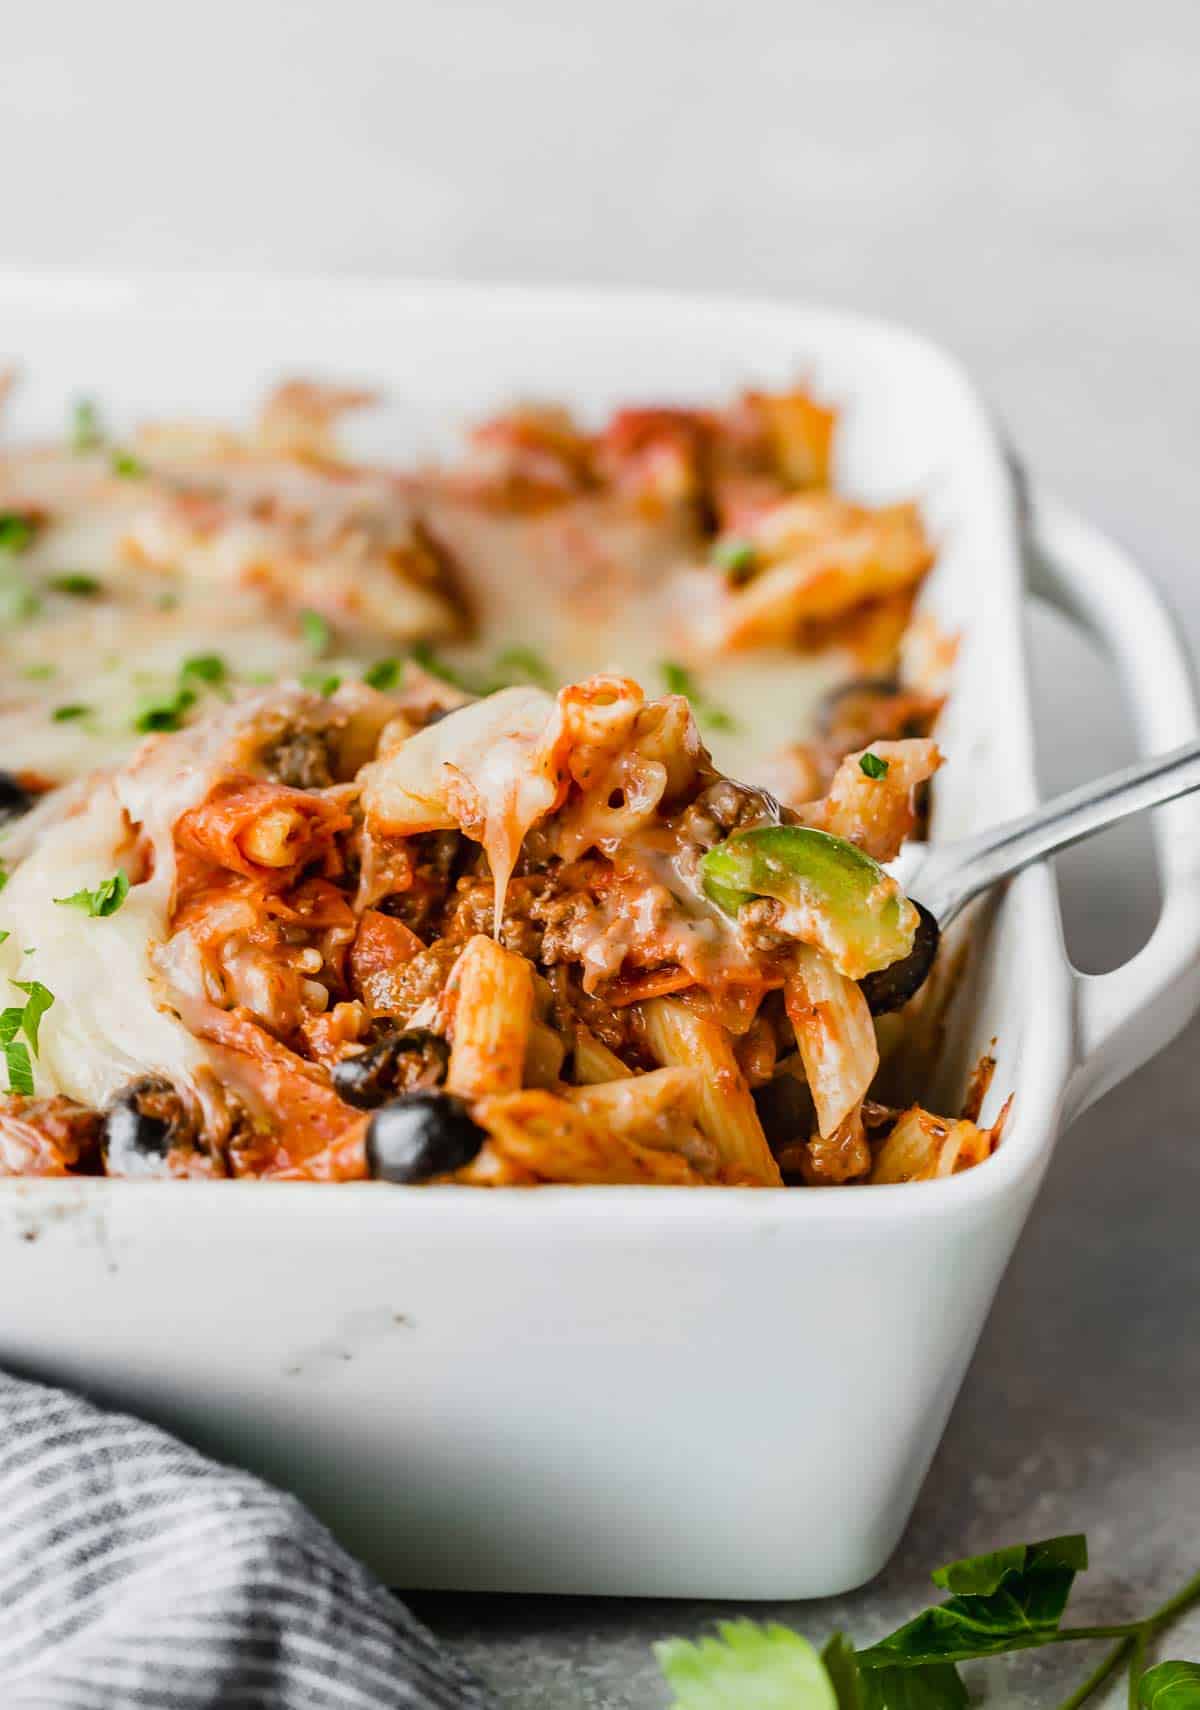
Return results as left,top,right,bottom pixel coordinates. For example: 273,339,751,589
71,398,104,453
0,512,37,553
655,1535,1200,1710
659,660,737,733
132,654,229,734
0,979,55,1096
711,536,759,582
402,642,557,697
54,869,129,918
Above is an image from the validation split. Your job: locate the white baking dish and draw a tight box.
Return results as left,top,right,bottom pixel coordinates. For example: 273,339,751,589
0,275,1197,1599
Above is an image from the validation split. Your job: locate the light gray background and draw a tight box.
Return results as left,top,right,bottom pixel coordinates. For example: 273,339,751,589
4,2,1197,1702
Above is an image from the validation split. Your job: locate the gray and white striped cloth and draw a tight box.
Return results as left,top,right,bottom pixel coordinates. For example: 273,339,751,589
0,1370,495,1709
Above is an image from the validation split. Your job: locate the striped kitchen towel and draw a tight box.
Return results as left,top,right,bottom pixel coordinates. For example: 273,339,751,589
0,1370,495,1709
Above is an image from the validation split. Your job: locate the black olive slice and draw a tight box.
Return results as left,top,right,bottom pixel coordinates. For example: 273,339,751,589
101,1076,191,1178
858,902,940,1015
365,1090,486,1183
0,771,35,825
332,1030,449,1109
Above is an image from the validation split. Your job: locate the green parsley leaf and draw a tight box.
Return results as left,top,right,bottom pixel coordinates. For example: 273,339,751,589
53,868,130,919
133,686,196,733
49,572,103,597
489,646,555,690
656,1620,837,1710
0,571,41,623
410,640,472,691
930,1536,1088,1597
859,1535,1087,1669
22,663,55,680
1140,1661,1200,1708
52,704,90,722
660,660,695,697
0,931,8,946
300,670,342,698
3,1039,34,1095
71,397,104,453
859,752,889,780
10,979,54,1057
822,1634,966,1710
300,609,332,655
180,653,228,688
711,537,759,581
110,449,146,479
157,591,181,612
0,512,37,553
363,657,402,692
659,660,737,733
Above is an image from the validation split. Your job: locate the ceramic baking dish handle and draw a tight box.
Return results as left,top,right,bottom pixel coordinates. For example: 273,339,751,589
1026,492,1200,1122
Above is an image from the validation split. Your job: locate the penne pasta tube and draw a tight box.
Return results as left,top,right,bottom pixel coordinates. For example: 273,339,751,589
641,998,781,1186
177,777,350,879
475,1089,707,1186
784,946,879,1139
564,1066,701,1147
572,1027,633,1085
870,1098,1011,1184
523,1018,567,1090
445,935,535,1100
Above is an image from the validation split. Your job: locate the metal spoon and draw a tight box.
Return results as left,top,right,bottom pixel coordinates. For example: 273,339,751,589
860,737,1200,1014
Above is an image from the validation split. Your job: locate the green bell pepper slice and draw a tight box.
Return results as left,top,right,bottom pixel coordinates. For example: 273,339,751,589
700,824,919,980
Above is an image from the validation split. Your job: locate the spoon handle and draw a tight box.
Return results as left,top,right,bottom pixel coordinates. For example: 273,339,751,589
918,738,1200,926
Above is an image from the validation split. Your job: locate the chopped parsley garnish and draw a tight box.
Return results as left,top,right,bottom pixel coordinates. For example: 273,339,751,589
300,670,342,698
859,751,889,780
0,512,36,554
110,450,146,479
0,931,8,946
711,537,759,582
0,865,6,894
49,572,102,597
300,609,332,655
0,576,41,623
659,660,737,733
1,1034,33,1095
180,653,228,688
133,686,195,733
488,646,555,690
71,397,104,453
1,976,51,1094
22,663,55,680
157,591,181,612
54,869,130,918
362,657,402,692
9,979,54,1056
51,703,90,723
410,640,471,690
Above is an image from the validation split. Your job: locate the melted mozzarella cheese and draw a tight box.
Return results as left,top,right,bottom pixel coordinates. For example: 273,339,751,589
418,497,843,789
361,686,563,921
0,686,313,1111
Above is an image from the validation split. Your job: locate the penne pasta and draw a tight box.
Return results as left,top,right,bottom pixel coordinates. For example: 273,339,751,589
523,1018,568,1090
474,1089,709,1186
445,935,536,1100
641,998,782,1186
571,1028,633,1085
784,946,879,1139
870,1098,1011,1185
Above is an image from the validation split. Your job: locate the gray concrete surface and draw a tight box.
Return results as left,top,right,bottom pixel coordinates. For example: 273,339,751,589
4,1,1198,1701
